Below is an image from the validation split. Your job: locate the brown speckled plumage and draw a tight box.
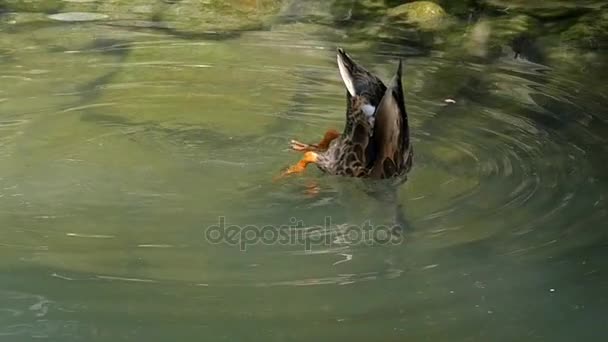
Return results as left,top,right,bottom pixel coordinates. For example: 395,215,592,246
314,49,413,181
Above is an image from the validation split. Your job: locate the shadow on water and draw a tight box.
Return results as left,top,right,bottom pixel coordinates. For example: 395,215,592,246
99,22,245,41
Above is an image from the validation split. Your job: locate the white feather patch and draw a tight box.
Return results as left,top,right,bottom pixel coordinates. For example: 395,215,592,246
362,104,376,127
337,55,356,96
362,104,375,116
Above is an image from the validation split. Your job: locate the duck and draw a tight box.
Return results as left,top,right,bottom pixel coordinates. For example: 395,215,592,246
279,48,413,182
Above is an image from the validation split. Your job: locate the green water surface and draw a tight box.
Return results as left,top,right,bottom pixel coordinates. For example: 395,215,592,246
1,0,607,341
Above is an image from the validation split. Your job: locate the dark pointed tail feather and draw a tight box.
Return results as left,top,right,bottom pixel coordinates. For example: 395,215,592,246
396,58,403,78
392,58,411,161
337,48,355,72
336,47,386,99
336,48,366,77
391,59,408,124
336,47,367,97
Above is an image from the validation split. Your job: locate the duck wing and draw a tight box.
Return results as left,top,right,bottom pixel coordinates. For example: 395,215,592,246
336,48,386,132
370,60,412,179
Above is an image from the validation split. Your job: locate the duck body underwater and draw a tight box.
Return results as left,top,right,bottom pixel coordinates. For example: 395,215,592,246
279,48,413,182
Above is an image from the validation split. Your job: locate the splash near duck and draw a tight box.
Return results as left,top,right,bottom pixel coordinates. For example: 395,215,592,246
279,48,413,181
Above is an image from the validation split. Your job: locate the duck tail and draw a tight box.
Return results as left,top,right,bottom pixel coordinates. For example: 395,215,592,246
393,59,411,153
392,59,413,170
336,47,384,98
336,48,358,97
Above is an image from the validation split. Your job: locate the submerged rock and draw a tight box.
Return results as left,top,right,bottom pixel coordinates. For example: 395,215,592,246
489,14,539,41
278,0,334,20
474,14,544,60
387,1,447,30
561,9,608,50
0,11,49,25
1,0,64,13
439,12,544,61
433,0,481,19
482,0,601,19
48,12,108,22
464,19,492,58
95,0,285,34
1,0,286,35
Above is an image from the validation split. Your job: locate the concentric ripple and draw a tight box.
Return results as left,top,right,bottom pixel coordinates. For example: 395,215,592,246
401,58,602,254
1,11,607,341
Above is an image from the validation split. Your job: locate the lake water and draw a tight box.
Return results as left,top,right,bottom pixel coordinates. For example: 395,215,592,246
1,1,607,341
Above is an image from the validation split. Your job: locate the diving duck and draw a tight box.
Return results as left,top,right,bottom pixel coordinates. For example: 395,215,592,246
280,48,413,181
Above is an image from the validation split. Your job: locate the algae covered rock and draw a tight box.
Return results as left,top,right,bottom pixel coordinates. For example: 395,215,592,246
561,9,608,50
482,0,602,19
463,14,542,60
387,1,447,30
0,11,49,26
464,19,493,58
97,0,285,33
2,0,64,13
0,0,287,34
433,0,480,19
0,0,100,20
438,13,540,60
48,12,108,22
161,0,284,33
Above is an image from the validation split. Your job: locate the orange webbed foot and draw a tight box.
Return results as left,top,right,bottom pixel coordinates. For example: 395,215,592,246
275,129,339,181
289,129,340,153
274,151,318,181
290,140,318,152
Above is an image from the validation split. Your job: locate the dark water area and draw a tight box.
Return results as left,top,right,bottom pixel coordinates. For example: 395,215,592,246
1,0,607,341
